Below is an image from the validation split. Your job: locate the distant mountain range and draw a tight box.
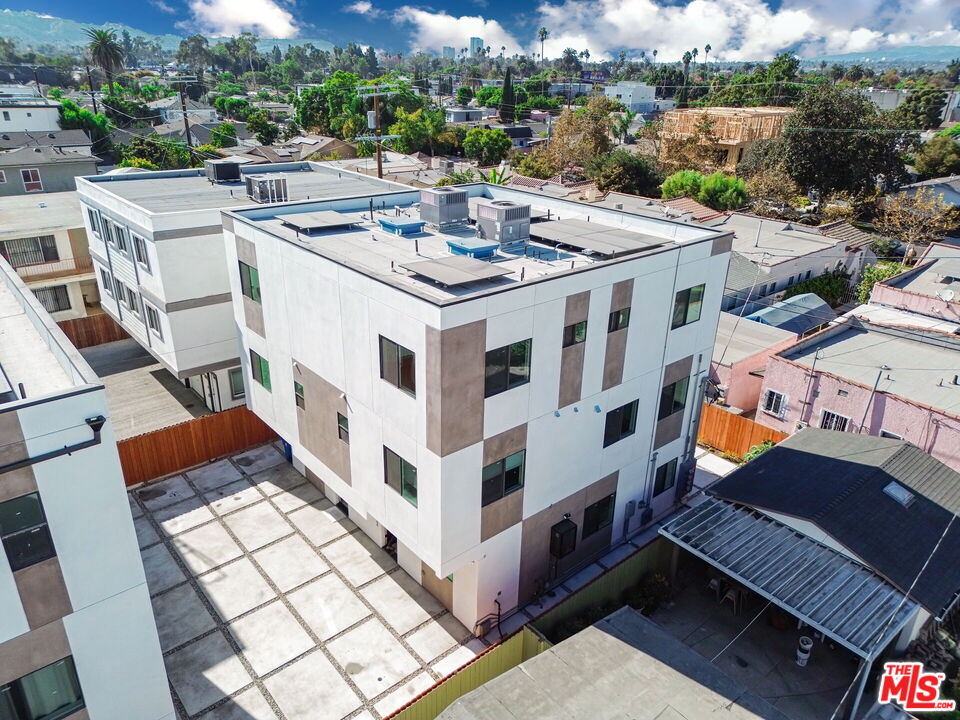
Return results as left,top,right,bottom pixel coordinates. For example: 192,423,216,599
0,9,333,55
807,45,960,64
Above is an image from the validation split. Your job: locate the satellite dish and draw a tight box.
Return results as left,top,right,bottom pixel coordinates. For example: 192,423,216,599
938,288,956,302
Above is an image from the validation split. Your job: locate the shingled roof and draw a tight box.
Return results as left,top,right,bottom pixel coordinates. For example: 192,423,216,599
818,221,877,249
709,428,960,617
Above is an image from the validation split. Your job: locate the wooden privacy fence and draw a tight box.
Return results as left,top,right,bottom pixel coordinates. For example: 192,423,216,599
57,313,129,349
697,402,788,458
116,406,278,486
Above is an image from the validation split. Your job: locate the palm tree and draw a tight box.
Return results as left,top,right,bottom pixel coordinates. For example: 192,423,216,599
580,49,590,64
652,49,658,64
704,43,712,67
692,47,699,71
501,45,506,59
538,27,549,67
86,28,124,90
640,50,646,64
680,50,692,107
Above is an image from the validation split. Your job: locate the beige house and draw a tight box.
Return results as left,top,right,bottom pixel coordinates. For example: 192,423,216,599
0,191,100,320
660,106,795,172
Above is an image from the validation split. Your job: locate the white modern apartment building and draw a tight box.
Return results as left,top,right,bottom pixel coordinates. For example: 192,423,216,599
0,94,62,133
0,256,173,720
223,184,732,631
76,162,403,413
603,81,658,112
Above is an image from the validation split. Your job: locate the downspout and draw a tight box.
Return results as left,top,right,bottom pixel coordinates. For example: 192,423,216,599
856,367,887,434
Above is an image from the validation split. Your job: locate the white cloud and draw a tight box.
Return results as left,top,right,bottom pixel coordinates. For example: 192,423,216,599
182,0,299,38
344,1,383,18
393,7,526,56
149,0,177,14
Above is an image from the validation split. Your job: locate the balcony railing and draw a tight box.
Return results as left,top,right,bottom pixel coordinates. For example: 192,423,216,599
12,255,95,282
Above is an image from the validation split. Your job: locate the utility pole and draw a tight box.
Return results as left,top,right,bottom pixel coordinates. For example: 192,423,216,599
31,66,43,97
85,65,99,114
168,75,197,148
356,84,400,180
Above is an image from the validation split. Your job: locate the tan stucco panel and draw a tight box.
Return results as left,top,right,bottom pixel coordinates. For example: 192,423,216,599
0,411,27,471
480,488,524,543
602,329,627,390
0,619,71,686
242,294,265,338
563,291,591,325
235,234,258,268
558,343,585,408
16,557,73,630
426,320,486,457
610,278,634,312
293,360,352,485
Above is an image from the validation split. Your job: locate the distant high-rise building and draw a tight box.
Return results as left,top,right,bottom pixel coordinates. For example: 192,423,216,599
470,37,484,57
442,46,456,60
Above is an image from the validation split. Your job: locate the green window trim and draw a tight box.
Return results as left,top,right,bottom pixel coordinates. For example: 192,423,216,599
384,447,417,507
337,412,349,443
249,350,271,391
294,381,305,409
671,284,705,329
239,261,261,303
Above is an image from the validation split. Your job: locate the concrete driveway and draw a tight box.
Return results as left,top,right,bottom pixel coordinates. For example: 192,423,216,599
129,443,486,720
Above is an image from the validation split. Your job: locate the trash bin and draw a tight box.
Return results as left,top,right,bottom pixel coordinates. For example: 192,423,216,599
796,636,813,667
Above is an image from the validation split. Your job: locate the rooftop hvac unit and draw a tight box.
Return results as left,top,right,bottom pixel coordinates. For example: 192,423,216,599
474,198,530,249
419,187,468,228
205,159,242,183
245,174,289,204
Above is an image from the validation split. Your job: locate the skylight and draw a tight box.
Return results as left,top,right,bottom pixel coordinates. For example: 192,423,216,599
884,481,915,508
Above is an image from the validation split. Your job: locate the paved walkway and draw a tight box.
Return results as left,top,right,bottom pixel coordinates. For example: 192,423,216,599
130,443,485,720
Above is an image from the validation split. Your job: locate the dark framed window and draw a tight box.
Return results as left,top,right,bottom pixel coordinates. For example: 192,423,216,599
583,493,615,538
658,377,689,420
113,224,128,253
384,447,417,507
249,350,271,391
337,413,349,443
294,381,305,409
379,336,416,396
0,493,56,572
20,168,42,192
671,284,705,329
33,285,70,314
603,400,638,447
562,320,587,347
654,458,678,497
132,234,150,271
239,261,261,302
484,339,532,398
125,287,139,314
86,208,100,236
481,450,525,507
145,304,163,339
0,656,84,720
608,307,630,332
99,269,112,295
228,368,244,399
0,236,58,268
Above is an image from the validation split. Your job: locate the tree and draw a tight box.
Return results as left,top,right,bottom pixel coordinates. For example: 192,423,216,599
514,148,557,179
895,87,947,130
118,156,159,170
59,99,110,147
86,29,124,89
547,95,614,173
121,134,192,169
913,136,960,179
538,27,549,67
780,84,913,201
456,85,473,105
177,35,211,88
662,170,703,199
659,112,722,174
678,51,692,107
874,188,960,249
746,167,802,210
246,111,279,146
479,167,512,185
704,43,712,66
697,172,747,210
584,150,661,195
856,261,905,303
211,122,238,148
463,127,512,165
500,67,516,123
612,110,636,144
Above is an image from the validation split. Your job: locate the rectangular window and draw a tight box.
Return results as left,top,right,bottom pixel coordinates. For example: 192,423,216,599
132,234,150,271
757,284,768,297
820,410,849,432
379,336,416,396
114,225,128,253
484,339,532,398
603,399,638,447
658,377,690,421
654,457,678,497
0,656,84,720
238,261,261,302
0,170,5,183
86,208,100,236
228,368,245,399
0,493,56,571
337,413,349,443
33,285,70,314
608,307,630,332
145,304,162,339
249,350,271,391
100,269,112,295
1,111,8,121
481,450,525,506
582,493,615,538
761,390,785,418
0,236,58,268
125,287,139,314
294,381,305,409
671,284,705,329
786,275,795,287
113,277,124,300
562,320,587,347
384,447,417,507
20,168,42,192
805,270,812,280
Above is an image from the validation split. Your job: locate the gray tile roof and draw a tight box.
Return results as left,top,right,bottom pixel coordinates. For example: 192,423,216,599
709,428,960,616
0,129,92,150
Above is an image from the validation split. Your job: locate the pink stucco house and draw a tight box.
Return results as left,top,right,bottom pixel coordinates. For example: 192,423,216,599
870,242,960,324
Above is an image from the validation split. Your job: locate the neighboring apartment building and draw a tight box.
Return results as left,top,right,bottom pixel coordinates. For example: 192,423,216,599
713,214,876,312
659,106,794,171
222,183,732,630
0,130,93,156
900,174,960,207
0,147,97,197
0,256,174,720
603,81,657,112
76,162,403,413
145,95,217,124
0,94,62,133
0,191,100,320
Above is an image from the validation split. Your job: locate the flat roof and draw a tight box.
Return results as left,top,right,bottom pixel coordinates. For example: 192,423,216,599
845,303,960,333
0,191,84,241
0,259,97,405
713,311,796,367
227,183,728,304
780,319,960,415
78,162,406,214
439,607,789,720
885,257,960,301
705,214,841,265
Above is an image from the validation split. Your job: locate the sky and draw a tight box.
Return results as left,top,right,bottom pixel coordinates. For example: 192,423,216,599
8,0,960,61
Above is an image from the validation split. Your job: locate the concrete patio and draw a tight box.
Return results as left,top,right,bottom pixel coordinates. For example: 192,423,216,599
130,443,486,720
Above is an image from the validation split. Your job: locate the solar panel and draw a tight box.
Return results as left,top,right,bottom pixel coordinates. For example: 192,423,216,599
280,210,356,233
529,219,665,257
401,256,513,286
